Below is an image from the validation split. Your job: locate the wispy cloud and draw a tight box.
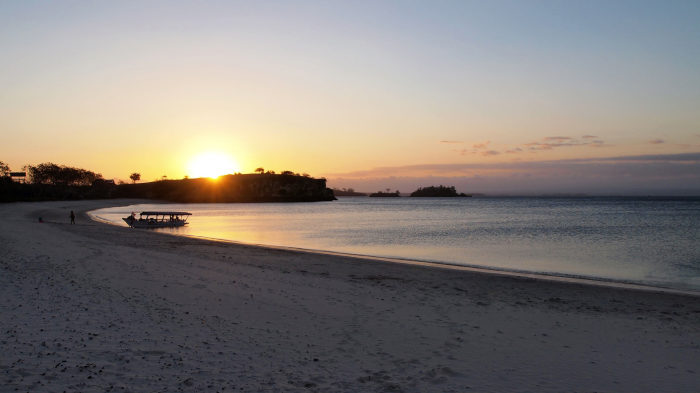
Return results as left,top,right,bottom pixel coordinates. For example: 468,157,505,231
440,140,463,144
543,136,573,141
454,140,494,156
450,135,607,157
599,152,700,161
524,136,605,151
649,139,665,144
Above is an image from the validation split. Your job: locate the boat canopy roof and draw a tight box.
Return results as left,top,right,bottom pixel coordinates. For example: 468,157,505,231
139,211,192,216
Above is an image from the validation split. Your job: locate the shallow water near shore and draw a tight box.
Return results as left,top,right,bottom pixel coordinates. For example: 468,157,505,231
91,196,700,291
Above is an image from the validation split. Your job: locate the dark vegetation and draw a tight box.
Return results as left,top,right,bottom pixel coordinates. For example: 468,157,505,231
410,185,471,197
28,162,104,186
0,177,117,202
0,161,9,177
0,161,336,203
369,190,401,197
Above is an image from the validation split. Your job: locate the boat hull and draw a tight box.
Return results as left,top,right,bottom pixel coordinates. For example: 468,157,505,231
122,217,188,228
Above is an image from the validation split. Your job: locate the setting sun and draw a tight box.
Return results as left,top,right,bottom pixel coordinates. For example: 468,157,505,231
186,152,241,179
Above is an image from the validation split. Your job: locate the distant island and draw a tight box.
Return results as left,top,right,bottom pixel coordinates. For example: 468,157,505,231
0,162,336,203
369,190,401,197
410,185,471,197
332,188,367,197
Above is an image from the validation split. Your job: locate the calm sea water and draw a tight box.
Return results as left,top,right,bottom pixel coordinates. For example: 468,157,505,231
91,197,700,291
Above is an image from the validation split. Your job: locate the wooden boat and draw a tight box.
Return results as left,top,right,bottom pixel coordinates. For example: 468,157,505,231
123,211,191,228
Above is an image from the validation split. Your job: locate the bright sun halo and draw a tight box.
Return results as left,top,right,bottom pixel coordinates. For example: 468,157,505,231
187,152,241,179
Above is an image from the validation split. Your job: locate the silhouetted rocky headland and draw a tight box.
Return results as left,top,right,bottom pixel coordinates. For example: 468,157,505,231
1,173,336,203
116,173,336,202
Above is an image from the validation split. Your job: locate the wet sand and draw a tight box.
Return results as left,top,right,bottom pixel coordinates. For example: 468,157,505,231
1,200,699,392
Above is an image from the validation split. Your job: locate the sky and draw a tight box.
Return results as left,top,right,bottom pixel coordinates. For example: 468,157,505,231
1,0,699,194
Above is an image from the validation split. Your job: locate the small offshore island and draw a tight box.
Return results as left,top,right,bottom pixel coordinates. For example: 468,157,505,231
367,185,472,197
410,185,472,197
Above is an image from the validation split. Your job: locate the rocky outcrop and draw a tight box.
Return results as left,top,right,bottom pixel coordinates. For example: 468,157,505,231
114,173,336,203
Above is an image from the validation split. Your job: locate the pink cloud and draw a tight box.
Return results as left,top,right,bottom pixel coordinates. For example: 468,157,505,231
452,140,499,155
543,136,573,141
472,141,491,149
522,136,606,151
452,136,606,157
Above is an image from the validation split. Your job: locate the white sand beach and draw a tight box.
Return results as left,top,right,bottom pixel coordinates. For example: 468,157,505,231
1,200,699,393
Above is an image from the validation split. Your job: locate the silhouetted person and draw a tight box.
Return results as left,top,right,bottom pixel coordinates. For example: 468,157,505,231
70,210,75,224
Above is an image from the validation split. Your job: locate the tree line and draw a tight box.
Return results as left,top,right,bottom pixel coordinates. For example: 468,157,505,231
1,161,103,186
26,162,103,186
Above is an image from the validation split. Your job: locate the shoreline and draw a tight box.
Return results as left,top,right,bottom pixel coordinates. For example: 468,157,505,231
168,233,700,298
88,202,700,298
2,199,699,392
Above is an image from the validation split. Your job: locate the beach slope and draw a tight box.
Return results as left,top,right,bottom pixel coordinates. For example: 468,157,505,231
1,200,699,392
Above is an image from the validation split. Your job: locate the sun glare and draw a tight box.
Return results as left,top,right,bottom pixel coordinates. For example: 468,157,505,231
187,152,241,179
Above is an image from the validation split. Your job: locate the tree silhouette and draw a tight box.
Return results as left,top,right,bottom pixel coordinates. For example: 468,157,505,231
129,172,141,183
410,185,460,197
26,162,102,186
0,161,9,177
255,167,264,174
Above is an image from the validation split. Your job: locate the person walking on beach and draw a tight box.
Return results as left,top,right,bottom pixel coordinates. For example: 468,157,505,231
70,210,75,224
